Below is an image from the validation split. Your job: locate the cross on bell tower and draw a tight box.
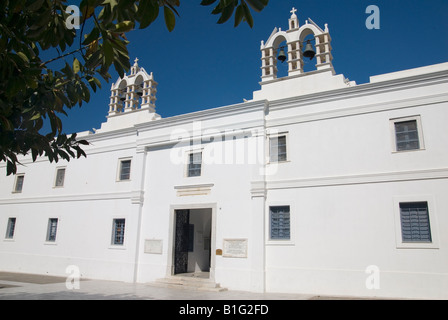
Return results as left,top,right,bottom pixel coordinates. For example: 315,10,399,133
289,7,298,30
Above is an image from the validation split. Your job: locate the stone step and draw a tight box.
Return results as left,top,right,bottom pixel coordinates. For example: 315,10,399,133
151,276,228,292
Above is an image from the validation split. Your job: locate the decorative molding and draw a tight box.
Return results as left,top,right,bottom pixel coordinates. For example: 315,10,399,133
266,68,448,113
267,92,448,128
134,100,267,133
131,190,145,205
250,181,267,198
266,167,448,190
174,183,214,197
0,190,144,205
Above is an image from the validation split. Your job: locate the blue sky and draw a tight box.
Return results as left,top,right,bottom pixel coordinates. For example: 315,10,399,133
58,0,448,134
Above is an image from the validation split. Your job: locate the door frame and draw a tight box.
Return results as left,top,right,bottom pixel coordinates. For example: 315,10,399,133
167,203,217,280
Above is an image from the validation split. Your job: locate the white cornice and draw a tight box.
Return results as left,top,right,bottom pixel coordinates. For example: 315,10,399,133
266,68,448,112
265,167,448,190
0,190,144,205
267,92,448,128
134,100,267,132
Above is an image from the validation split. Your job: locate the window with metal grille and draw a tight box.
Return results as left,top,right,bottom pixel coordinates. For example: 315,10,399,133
46,218,58,242
400,202,431,243
119,160,131,181
5,218,16,239
270,135,287,162
112,219,126,245
14,175,24,193
270,206,290,240
55,168,66,187
394,120,420,151
187,152,202,177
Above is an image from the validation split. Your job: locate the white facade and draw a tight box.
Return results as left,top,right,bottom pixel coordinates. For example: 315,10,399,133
1,11,447,299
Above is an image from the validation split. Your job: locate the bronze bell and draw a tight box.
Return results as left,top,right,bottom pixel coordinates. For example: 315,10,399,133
277,48,287,63
303,40,316,60
136,84,143,97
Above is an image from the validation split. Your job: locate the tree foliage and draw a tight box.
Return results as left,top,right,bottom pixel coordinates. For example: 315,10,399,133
0,0,268,175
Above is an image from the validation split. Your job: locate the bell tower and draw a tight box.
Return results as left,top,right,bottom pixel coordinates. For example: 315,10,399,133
96,58,161,133
253,8,355,101
108,58,158,115
260,8,334,82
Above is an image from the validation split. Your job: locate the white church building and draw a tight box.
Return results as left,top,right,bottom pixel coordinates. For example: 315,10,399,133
1,10,447,299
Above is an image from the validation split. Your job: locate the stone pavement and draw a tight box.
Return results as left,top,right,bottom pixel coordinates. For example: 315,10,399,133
0,271,377,300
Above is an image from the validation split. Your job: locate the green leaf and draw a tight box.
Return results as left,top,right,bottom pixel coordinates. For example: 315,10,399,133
242,3,254,28
73,58,81,74
77,139,90,146
82,27,100,45
217,3,235,24
29,113,41,121
245,0,266,12
31,148,39,162
103,40,114,67
164,6,176,32
6,160,16,176
234,5,244,27
115,21,135,33
17,52,30,65
200,0,218,5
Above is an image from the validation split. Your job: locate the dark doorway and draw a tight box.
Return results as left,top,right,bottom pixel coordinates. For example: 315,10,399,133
174,209,190,274
173,208,212,277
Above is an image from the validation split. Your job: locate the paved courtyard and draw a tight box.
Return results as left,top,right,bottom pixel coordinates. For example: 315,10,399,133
0,271,390,301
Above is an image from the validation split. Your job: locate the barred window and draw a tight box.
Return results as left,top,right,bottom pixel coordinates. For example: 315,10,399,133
400,202,431,243
187,152,202,177
119,160,131,181
270,135,287,162
270,206,290,240
112,219,126,245
55,168,66,187
46,218,58,242
394,120,420,151
5,218,16,239
14,175,24,193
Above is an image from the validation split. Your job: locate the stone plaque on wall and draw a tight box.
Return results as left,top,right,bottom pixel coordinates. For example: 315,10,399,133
223,239,248,258
144,239,163,254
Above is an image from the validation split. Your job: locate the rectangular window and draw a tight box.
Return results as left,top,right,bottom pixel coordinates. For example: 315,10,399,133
270,206,290,240
400,202,431,243
54,168,66,187
395,120,419,151
187,152,202,177
5,218,16,239
391,116,424,152
112,219,126,246
270,135,287,162
119,160,131,181
14,175,24,193
46,218,58,242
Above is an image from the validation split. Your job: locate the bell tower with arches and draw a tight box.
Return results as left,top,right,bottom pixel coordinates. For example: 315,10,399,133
253,8,355,101
97,58,161,133
260,8,334,81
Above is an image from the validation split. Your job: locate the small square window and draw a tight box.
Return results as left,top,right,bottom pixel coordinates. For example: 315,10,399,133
54,168,66,187
187,152,202,177
270,206,290,240
14,175,24,193
270,135,287,162
391,116,424,152
119,159,131,181
5,218,16,239
112,219,126,246
46,218,58,242
400,202,431,243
